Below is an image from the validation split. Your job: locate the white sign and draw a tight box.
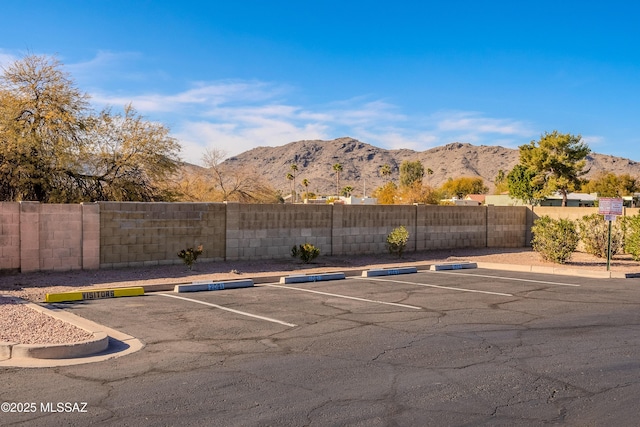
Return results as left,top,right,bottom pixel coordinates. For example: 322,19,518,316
604,214,617,222
599,198,624,216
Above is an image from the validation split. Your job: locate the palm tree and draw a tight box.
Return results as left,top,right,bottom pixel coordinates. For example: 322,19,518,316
426,168,434,185
341,186,354,197
332,163,343,196
301,178,310,201
290,164,298,202
286,172,294,203
380,164,392,182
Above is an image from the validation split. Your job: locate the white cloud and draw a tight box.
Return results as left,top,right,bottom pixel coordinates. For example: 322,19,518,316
173,120,328,164
0,50,18,68
85,75,536,165
434,111,532,136
581,134,604,147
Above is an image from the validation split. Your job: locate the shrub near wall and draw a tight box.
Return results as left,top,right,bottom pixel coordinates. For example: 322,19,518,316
578,213,623,258
226,203,333,260
531,216,579,264
336,205,417,255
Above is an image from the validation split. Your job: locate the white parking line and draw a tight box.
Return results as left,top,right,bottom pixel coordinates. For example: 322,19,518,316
420,270,581,287
261,284,423,310
358,277,514,297
157,293,297,327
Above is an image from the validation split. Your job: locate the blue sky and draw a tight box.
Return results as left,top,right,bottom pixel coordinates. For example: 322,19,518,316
2,1,640,164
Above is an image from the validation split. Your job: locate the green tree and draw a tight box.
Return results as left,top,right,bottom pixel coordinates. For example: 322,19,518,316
301,178,310,200
399,160,424,188
82,105,181,201
440,177,489,199
506,164,544,205
379,164,392,182
425,168,434,185
494,169,509,194
289,163,298,202
332,163,343,196
341,185,354,197
0,54,181,202
518,131,590,207
581,172,638,197
286,172,294,202
0,54,89,201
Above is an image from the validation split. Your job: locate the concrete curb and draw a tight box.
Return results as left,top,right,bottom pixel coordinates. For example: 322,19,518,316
0,298,144,367
175,279,254,293
9,332,109,359
134,260,638,294
475,262,634,279
362,267,418,277
279,272,346,284
430,262,478,271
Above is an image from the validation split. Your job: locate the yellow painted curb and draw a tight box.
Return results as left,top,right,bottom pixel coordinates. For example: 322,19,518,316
45,287,145,303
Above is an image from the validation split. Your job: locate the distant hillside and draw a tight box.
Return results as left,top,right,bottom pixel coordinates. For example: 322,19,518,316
220,137,640,196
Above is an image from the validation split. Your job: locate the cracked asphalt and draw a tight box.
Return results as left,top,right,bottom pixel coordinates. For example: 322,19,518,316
2,268,640,426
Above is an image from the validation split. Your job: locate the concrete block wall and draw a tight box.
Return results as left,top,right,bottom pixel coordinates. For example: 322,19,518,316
418,206,487,250
0,202,20,270
12,201,638,273
0,202,98,273
627,208,640,217
226,203,333,260
19,202,40,272
334,205,417,255
487,206,528,248
82,204,100,270
100,202,226,268
531,206,599,222
39,204,83,271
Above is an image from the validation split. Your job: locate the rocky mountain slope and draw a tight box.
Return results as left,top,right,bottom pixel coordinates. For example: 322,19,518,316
221,137,640,196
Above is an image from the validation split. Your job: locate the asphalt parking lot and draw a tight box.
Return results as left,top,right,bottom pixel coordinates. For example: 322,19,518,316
2,268,640,426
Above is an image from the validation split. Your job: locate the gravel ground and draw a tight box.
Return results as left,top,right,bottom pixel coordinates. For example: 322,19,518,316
0,296,94,344
2,248,640,346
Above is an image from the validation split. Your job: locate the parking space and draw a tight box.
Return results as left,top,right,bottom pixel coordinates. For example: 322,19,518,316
56,268,609,344
5,268,640,425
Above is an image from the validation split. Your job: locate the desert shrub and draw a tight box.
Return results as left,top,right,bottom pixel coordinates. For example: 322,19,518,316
577,213,623,258
622,214,640,261
178,245,203,270
291,243,320,263
386,225,409,257
531,216,578,264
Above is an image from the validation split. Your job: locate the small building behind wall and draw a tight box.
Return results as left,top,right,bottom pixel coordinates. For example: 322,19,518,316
539,192,597,207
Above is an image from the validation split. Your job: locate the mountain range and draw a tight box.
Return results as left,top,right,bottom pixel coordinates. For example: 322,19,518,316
221,137,640,196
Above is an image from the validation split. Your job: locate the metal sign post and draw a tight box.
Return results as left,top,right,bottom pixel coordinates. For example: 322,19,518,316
599,198,624,271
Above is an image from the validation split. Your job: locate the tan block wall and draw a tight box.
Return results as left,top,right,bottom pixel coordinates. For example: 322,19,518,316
82,203,100,269
39,204,84,271
99,202,226,268
625,208,640,217
418,206,487,250
487,206,528,247
334,205,417,255
15,201,632,272
226,203,333,260
19,202,40,272
531,206,599,222
0,202,20,270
